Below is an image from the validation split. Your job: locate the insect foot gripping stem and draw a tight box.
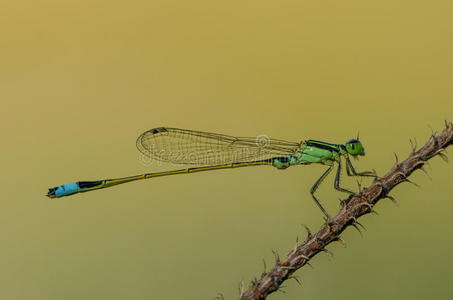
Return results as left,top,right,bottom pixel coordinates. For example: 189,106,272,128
47,182,79,198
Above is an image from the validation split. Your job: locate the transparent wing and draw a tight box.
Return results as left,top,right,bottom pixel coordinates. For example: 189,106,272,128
136,127,302,165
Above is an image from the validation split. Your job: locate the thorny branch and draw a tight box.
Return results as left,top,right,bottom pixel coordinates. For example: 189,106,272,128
238,121,453,300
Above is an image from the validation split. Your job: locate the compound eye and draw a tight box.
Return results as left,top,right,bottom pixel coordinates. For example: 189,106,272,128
351,143,356,150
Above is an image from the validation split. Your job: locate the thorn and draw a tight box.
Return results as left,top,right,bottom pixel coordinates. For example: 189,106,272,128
289,237,299,256
334,237,347,247
355,220,367,231
262,259,267,276
322,248,334,257
386,195,399,207
436,150,449,162
393,170,419,187
238,280,245,297
289,275,302,286
394,152,399,164
370,209,379,216
438,152,449,162
446,120,453,130
350,223,363,237
277,285,287,293
302,224,313,239
420,167,432,180
272,250,280,264
428,124,437,137
409,138,416,154
350,217,365,235
429,130,440,148
403,178,420,187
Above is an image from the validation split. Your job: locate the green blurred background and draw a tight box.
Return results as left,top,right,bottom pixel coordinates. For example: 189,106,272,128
1,1,453,299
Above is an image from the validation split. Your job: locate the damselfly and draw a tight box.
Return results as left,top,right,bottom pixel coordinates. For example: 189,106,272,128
47,127,375,217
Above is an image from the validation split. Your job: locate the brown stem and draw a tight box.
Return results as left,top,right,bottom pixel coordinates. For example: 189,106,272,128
239,121,453,300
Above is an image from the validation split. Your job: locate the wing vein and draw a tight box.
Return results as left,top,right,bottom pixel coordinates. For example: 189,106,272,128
136,127,301,165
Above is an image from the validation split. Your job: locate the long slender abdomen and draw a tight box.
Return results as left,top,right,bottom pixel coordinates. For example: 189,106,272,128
46,156,294,198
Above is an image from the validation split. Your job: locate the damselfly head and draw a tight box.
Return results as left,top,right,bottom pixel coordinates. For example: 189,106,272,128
345,139,365,156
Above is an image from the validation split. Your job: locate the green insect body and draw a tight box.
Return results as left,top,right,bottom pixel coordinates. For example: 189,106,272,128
300,146,337,163
272,139,372,217
47,127,374,218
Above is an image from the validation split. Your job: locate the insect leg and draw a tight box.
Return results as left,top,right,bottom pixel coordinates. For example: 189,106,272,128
346,157,376,178
310,163,333,218
334,159,355,194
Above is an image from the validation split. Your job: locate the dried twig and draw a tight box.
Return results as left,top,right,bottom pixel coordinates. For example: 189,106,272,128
239,121,453,300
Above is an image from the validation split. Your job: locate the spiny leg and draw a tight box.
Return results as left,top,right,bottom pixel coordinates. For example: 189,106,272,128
334,159,355,194
310,164,333,218
346,157,376,178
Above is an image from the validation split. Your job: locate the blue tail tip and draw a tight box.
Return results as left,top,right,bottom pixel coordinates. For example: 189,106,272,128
47,187,58,198
46,182,79,198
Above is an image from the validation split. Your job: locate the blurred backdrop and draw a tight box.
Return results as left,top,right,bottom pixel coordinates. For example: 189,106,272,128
1,1,453,299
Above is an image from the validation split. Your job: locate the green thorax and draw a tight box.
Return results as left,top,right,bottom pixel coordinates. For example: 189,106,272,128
296,139,343,165
271,139,366,169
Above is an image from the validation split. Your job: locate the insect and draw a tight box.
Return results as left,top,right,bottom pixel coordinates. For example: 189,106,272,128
47,127,375,217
